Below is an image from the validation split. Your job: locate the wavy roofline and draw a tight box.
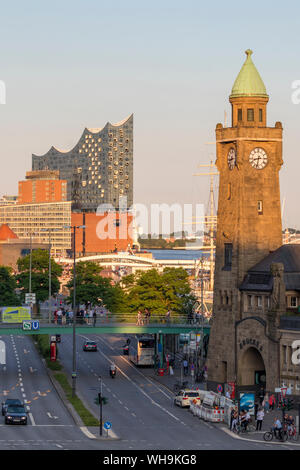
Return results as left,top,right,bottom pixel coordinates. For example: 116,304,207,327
32,114,133,157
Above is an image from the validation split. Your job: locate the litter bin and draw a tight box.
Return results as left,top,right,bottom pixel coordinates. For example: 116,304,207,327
158,368,164,376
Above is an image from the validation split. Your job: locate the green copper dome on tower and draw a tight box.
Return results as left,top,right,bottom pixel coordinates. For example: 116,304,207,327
230,49,268,99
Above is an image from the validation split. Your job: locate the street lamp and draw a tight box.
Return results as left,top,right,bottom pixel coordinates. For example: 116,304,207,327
64,224,85,397
41,228,60,323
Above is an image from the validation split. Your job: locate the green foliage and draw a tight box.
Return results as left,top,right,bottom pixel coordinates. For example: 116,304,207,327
17,249,62,303
123,268,196,315
67,261,126,312
0,265,20,306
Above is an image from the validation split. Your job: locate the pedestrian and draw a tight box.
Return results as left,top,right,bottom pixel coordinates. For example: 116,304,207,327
54,310,58,324
183,358,188,376
165,310,171,324
231,407,238,432
256,407,264,431
269,394,275,411
93,310,97,327
136,310,143,326
258,386,265,405
264,393,270,413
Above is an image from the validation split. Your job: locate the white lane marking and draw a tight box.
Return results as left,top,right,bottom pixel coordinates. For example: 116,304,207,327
97,335,173,400
29,413,36,426
79,334,182,424
47,412,58,419
80,426,96,439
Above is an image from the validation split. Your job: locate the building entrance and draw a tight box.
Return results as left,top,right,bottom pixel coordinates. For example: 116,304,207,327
238,347,266,386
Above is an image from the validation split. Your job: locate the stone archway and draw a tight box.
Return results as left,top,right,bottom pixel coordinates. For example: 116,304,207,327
238,347,266,386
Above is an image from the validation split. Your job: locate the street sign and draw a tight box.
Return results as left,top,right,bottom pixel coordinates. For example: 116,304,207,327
22,321,32,331
50,335,57,343
32,320,39,331
217,384,223,393
104,421,112,430
25,293,36,304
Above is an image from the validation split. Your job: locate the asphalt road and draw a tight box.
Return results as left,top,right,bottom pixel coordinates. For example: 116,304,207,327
57,332,295,451
0,332,296,451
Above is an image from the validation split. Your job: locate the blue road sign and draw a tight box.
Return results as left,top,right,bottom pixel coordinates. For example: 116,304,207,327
32,320,40,330
217,384,223,393
104,421,112,430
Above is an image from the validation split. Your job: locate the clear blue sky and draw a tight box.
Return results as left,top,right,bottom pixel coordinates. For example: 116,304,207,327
0,0,299,228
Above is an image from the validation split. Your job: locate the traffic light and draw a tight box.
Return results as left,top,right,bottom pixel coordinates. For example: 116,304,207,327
94,395,108,405
287,398,294,410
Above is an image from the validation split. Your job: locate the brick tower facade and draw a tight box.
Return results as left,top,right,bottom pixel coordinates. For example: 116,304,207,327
206,50,284,392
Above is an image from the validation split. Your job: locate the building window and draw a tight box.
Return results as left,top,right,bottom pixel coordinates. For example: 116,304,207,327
290,297,298,308
227,183,231,200
258,201,263,214
247,295,253,309
247,108,254,121
259,109,263,122
238,109,243,121
257,296,262,308
224,243,232,269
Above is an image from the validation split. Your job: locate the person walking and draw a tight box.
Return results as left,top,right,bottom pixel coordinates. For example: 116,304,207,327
93,310,97,327
183,358,188,376
256,408,264,431
264,393,270,413
136,310,143,326
269,394,275,411
165,310,171,325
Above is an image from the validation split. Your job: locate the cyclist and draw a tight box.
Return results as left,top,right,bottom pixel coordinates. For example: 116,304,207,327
287,415,295,434
272,417,283,440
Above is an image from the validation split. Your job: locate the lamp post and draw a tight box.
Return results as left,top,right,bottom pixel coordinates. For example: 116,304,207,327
64,224,85,397
41,228,60,323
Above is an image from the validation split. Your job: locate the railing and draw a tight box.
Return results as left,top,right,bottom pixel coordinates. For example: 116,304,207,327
0,312,209,329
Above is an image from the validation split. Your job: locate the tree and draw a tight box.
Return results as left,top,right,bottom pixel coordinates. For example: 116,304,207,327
17,249,63,303
67,261,126,312
0,266,20,306
124,268,196,315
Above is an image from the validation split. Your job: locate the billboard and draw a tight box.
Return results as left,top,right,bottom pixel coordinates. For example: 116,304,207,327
239,392,255,415
2,307,31,323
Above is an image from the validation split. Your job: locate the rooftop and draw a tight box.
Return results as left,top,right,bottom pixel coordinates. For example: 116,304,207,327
230,49,268,99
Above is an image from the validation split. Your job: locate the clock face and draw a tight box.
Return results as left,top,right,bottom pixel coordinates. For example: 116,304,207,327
227,148,236,170
249,148,268,170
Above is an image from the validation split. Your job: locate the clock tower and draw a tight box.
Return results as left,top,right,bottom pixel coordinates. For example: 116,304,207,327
206,50,284,390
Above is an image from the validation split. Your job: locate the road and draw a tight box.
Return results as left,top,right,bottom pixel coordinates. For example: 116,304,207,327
56,332,294,450
0,331,296,451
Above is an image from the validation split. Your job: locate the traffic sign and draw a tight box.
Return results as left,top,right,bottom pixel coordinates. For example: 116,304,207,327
104,421,112,430
22,321,32,331
32,320,39,331
25,293,36,304
217,384,223,393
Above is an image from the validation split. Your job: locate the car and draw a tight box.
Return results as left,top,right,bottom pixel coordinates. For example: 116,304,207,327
2,398,22,416
174,389,202,408
83,341,97,351
4,404,28,425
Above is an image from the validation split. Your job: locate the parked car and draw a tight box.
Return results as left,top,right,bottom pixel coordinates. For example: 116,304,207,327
174,390,202,408
2,398,22,416
4,404,28,425
83,341,97,352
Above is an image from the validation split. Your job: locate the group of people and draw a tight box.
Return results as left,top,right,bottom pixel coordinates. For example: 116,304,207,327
53,306,98,326
136,309,151,326
271,414,296,440
230,408,251,432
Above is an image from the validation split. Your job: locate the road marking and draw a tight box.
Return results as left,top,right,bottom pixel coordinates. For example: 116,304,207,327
28,413,36,426
80,426,96,439
79,335,182,425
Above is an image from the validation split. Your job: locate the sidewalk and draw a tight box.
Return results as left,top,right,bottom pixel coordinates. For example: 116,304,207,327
141,363,206,393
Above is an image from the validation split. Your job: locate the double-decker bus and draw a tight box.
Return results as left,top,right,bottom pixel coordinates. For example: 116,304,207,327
129,335,155,366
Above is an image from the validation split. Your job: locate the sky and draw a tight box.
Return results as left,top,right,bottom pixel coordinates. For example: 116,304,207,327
0,0,299,229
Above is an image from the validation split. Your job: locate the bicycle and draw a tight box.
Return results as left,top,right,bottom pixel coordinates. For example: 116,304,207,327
263,427,288,442
236,420,256,434
173,381,189,393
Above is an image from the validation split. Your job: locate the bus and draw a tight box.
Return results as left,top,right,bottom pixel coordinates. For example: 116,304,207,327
129,335,155,366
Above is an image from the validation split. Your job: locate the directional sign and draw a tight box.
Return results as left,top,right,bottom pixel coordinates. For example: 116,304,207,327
104,421,112,430
25,293,36,305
